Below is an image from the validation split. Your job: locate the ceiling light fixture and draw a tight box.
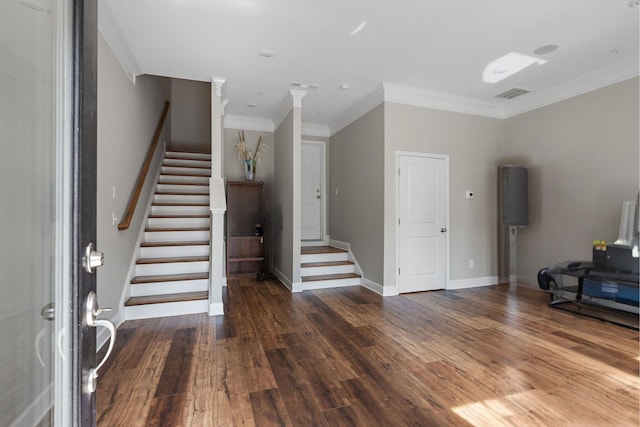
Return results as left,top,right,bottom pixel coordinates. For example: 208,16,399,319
259,50,276,59
534,44,559,55
349,20,367,36
482,52,547,84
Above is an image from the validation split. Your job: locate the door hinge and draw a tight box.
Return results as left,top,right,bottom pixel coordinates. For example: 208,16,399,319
398,268,401,275
398,168,400,176
398,218,400,225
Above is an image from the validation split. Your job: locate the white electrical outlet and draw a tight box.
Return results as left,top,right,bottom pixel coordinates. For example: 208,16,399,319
112,186,116,199
468,259,474,269
112,212,119,226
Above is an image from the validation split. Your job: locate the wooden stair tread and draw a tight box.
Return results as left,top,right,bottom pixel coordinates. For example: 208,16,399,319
301,246,347,255
302,273,361,282
148,214,210,218
145,227,210,232
163,163,211,170
153,202,210,206
155,191,209,196
136,256,209,265
160,172,211,178
166,150,211,156
157,182,209,187
301,261,354,268
229,256,265,262
131,272,209,284
141,240,209,247
125,291,208,306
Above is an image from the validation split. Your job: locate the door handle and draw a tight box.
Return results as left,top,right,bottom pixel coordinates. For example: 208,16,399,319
85,291,116,393
440,227,447,233
41,302,55,321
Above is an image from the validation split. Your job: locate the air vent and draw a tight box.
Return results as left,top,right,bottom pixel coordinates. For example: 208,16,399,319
291,81,319,90
495,87,531,100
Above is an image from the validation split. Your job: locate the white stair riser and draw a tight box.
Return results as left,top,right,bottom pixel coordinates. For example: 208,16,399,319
144,230,210,242
159,174,209,185
302,277,361,290
139,245,210,258
154,194,209,204
301,264,355,277
152,205,210,215
135,260,210,277
166,151,211,161
300,252,349,263
161,166,211,176
156,184,209,194
147,217,210,228
129,279,209,297
163,159,211,168
124,299,208,321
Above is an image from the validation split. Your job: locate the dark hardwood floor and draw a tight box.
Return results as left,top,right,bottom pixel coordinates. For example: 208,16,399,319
97,279,640,426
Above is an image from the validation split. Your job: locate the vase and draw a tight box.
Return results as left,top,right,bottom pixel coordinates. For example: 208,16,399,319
244,159,256,181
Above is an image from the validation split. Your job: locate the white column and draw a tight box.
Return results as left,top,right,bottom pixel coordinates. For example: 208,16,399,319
209,76,227,316
290,89,306,285
211,77,226,179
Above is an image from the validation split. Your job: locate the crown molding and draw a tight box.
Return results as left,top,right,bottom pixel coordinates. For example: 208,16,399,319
224,115,275,132
330,84,385,135
98,1,141,85
272,93,293,129
383,83,505,119
301,122,330,138
503,56,640,118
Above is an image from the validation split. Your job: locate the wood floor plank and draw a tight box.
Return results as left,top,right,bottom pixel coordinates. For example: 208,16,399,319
98,280,640,426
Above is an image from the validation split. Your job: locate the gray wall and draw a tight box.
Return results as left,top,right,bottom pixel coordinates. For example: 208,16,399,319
502,77,640,283
383,102,505,287
170,78,210,153
273,111,294,281
97,33,171,322
330,104,385,285
224,128,275,271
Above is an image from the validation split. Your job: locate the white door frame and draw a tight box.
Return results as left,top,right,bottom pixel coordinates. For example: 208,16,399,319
395,151,450,291
301,140,328,245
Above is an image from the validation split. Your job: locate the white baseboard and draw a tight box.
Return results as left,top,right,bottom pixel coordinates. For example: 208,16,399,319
209,302,224,316
447,276,499,290
273,267,303,293
361,278,399,296
301,240,328,247
329,239,350,251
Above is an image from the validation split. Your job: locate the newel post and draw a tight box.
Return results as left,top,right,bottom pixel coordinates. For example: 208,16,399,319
209,77,227,316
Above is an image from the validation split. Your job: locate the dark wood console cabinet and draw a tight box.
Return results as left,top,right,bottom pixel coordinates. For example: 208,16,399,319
225,181,265,278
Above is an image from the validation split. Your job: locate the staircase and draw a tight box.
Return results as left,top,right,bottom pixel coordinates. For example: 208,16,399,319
300,246,361,289
124,150,212,320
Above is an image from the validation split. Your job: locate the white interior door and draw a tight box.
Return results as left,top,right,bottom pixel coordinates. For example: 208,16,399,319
301,141,324,241
397,154,447,293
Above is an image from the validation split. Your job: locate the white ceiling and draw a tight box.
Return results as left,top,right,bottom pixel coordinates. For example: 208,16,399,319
100,0,639,133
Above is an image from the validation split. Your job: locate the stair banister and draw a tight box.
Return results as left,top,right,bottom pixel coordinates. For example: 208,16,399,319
118,101,171,231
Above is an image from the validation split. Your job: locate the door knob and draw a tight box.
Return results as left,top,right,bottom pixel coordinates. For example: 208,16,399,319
440,227,447,233
85,291,116,393
83,242,104,273
41,302,55,321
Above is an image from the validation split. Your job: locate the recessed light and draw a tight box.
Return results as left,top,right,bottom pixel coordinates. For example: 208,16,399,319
534,44,559,55
629,0,640,7
339,83,350,90
259,50,276,59
247,103,257,107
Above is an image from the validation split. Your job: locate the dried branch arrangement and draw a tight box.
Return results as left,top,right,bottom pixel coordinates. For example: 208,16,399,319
235,131,267,162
